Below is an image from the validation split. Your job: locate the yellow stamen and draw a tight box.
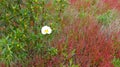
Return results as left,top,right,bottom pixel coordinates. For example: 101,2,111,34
44,29,49,33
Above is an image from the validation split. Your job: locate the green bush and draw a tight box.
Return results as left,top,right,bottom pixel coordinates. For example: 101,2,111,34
97,10,117,25
113,58,120,67
0,0,68,66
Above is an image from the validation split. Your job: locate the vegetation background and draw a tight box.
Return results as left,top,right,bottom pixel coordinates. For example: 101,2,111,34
0,0,120,67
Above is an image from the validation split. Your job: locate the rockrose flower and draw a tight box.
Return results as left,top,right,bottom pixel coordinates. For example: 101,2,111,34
41,26,52,35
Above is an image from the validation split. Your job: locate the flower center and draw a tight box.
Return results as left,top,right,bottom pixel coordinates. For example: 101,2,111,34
44,29,49,33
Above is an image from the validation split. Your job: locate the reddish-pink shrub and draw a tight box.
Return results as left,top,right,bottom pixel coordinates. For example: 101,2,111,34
98,0,120,11
116,50,120,58
77,22,114,67
0,62,5,67
112,32,120,58
69,0,77,4
69,0,91,11
49,19,116,67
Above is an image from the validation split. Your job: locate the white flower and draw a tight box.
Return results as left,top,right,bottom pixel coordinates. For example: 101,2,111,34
41,26,52,35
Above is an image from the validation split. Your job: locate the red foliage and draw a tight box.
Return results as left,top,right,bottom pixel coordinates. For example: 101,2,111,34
112,32,120,58
50,20,116,67
116,50,120,58
99,0,120,11
76,22,114,67
69,0,91,11
69,0,77,4
0,62,5,67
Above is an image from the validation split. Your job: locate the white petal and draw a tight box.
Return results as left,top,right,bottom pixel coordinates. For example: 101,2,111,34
41,26,47,34
47,28,52,34
41,25,52,35
41,29,46,34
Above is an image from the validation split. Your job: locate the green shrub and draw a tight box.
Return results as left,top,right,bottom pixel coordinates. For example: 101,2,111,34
113,58,120,67
97,10,117,25
0,0,68,66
